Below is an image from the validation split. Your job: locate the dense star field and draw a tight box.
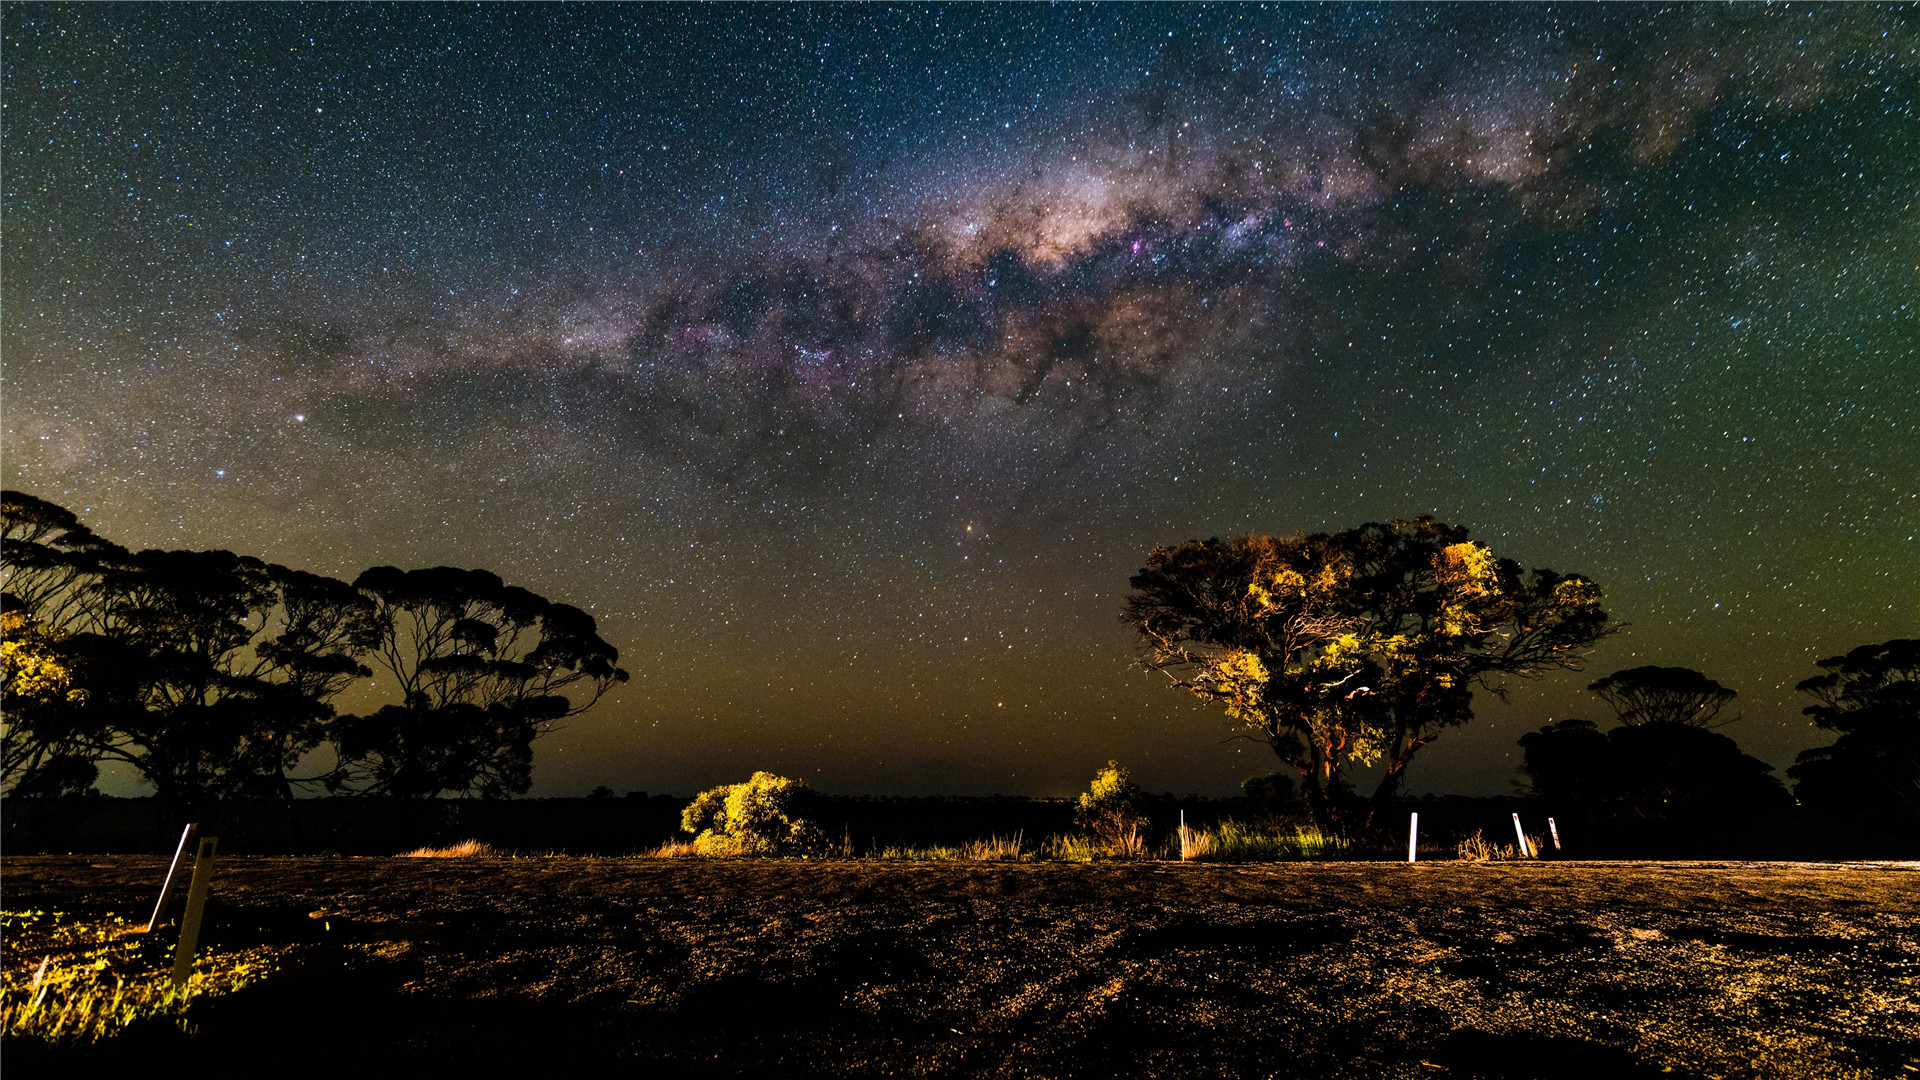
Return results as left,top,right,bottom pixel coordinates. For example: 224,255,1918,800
3,4,1914,798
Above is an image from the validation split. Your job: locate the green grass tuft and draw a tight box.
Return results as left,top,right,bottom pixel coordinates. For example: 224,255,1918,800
1,910,275,1046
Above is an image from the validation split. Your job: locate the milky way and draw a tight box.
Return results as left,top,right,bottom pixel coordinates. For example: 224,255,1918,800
5,4,1915,797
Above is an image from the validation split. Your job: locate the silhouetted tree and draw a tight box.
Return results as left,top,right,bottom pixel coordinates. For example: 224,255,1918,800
1517,717,1611,817
1,595,102,796
1604,722,1791,818
81,547,379,816
1521,717,1792,832
1,490,124,625
1240,771,1299,816
3,494,632,812
1588,665,1738,728
1790,639,1920,814
2,494,127,796
3,493,379,814
1127,517,1611,837
332,566,628,798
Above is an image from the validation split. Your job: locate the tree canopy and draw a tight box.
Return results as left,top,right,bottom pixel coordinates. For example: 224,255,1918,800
327,565,628,799
1,491,629,808
1519,714,1793,840
1789,638,1919,814
1126,516,1610,835
1587,665,1738,728
1521,662,1790,835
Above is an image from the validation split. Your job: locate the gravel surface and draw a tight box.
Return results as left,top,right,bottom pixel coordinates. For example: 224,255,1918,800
6,857,1917,1078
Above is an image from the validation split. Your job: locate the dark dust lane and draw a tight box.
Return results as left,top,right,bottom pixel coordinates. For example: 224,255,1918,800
5,858,1917,1078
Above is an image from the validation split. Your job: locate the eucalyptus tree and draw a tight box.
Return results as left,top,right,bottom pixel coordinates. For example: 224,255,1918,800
333,566,629,798
1,492,381,811
1791,638,1920,813
1587,665,1738,728
1125,516,1611,836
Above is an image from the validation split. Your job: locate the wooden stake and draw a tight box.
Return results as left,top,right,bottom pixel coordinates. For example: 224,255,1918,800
146,823,199,932
1407,812,1419,863
1179,809,1188,861
1548,817,1562,852
1511,813,1532,858
170,837,219,991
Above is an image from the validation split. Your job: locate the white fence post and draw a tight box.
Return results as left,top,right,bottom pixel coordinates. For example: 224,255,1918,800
147,822,199,932
1548,817,1562,852
170,837,219,991
1511,813,1532,858
1407,812,1419,863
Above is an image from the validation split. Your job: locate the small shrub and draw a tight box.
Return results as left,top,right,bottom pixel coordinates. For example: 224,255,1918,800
680,771,828,856
1076,760,1148,857
1106,823,1147,859
400,839,500,858
1456,830,1494,861
1454,830,1528,861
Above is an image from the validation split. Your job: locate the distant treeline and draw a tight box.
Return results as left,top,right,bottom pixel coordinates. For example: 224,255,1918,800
5,792,1912,861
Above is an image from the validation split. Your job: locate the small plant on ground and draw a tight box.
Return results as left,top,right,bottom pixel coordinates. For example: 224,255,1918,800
680,771,828,856
1075,760,1149,858
1454,830,1527,861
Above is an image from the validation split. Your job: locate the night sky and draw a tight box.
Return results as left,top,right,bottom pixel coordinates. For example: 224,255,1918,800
4,4,1914,799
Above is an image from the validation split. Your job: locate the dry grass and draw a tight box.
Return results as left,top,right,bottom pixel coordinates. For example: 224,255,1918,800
636,840,699,858
874,833,1030,862
399,839,502,858
1178,823,1214,860
0,910,274,1045
1107,824,1148,859
962,832,1026,861
1454,829,1534,861
1178,820,1339,862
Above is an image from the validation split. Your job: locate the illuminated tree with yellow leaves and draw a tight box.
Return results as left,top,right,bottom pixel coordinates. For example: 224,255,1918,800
1,602,101,796
1125,517,1611,837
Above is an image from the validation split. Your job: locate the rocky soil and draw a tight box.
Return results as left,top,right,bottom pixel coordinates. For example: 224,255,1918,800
5,857,1916,1078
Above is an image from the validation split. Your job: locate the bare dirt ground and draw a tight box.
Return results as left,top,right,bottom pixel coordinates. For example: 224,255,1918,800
5,856,1917,1078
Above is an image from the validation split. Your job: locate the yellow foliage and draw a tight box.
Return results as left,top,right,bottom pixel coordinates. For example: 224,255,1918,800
1,611,75,702
1211,649,1271,725
1439,541,1498,592
1213,648,1269,690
